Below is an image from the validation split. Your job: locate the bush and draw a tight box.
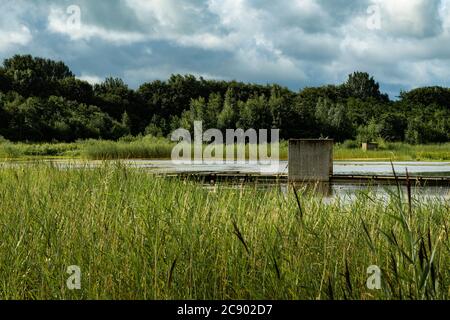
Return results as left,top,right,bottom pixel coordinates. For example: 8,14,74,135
341,140,359,149
145,123,164,137
374,137,388,150
356,118,382,144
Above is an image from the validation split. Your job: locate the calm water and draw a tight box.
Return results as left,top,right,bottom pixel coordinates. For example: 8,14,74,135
2,159,450,201
19,159,449,176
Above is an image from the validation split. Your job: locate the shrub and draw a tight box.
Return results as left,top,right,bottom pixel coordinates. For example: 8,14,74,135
341,140,359,149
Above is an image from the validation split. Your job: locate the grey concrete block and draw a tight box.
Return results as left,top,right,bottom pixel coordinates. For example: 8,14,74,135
288,139,333,182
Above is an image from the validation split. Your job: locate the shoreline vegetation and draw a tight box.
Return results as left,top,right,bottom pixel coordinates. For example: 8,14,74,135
0,136,449,162
0,164,447,299
1,55,450,149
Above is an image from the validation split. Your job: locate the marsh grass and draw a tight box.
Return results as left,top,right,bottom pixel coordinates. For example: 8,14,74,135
0,164,448,299
0,142,80,159
0,137,288,161
81,138,287,161
0,137,448,161
81,136,175,160
335,142,450,161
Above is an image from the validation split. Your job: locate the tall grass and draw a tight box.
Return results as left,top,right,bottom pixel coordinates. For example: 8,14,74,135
335,142,450,161
81,137,288,161
0,141,79,159
0,164,447,300
80,136,175,159
0,137,288,161
0,137,449,161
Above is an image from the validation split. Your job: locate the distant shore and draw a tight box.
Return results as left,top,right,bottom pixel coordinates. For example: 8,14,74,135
1,137,449,162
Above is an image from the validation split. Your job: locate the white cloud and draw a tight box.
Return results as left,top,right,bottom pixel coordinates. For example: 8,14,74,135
124,65,228,84
373,0,443,37
0,25,32,51
175,33,236,51
78,73,103,85
47,7,147,44
123,0,448,91
0,0,34,52
208,0,261,31
126,0,192,31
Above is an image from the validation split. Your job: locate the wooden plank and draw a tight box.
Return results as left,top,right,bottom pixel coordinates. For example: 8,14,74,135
154,171,450,186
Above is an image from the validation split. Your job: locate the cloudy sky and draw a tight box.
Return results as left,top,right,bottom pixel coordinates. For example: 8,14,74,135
1,0,450,98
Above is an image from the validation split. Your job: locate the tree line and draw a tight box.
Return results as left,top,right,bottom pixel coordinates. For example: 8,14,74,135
0,54,449,144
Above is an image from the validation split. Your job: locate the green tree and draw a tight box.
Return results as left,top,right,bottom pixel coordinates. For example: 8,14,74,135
238,95,271,130
121,112,132,135
3,95,47,141
189,97,206,122
356,118,382,143
204,93,222,129
291,86,342,138
0,93,9,136
268,85,296,139
0,68,11,92
399,87,450,108
378,112,407,141
3,54,73,97
94,77,131,119
58,77,93,104
344,72,387,101
315,97,353,141
179,110,193,132
217,88,238,130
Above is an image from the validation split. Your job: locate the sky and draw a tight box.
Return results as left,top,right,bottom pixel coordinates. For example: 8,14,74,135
1,0,450,98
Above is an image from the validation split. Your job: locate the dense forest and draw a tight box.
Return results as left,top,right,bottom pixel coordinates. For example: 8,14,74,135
0,54,449,144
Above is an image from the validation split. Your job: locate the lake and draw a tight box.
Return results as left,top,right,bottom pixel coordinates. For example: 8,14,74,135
13,159,448,176
2,159,449,200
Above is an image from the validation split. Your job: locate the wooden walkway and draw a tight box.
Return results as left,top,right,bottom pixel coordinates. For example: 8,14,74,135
330,174,450,186
162,172,450,186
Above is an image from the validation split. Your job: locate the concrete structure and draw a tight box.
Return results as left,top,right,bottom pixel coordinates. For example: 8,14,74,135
362,142,378,151
288,139,333,182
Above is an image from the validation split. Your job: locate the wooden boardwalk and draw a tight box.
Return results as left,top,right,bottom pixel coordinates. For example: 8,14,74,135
330,174,450,186
162,172,450,186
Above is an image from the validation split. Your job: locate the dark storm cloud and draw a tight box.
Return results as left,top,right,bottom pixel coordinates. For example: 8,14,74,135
0,0,449,97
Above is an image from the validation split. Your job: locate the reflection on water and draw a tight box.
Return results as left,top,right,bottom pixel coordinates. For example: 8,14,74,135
1,159,449,201
200,170,450,201
3,159,450,176
2,159,450,176
323,183,450,203
290,181,332,197
209,181,450,202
